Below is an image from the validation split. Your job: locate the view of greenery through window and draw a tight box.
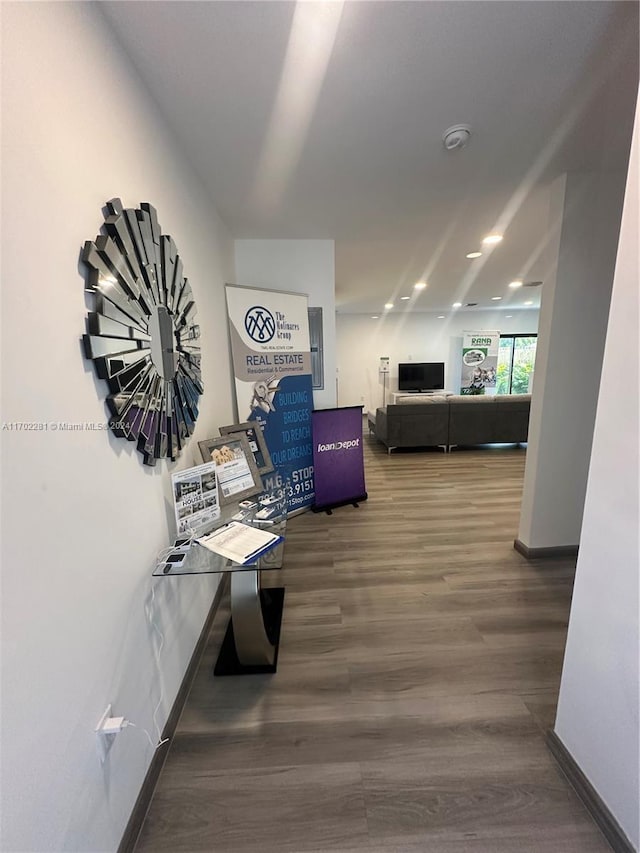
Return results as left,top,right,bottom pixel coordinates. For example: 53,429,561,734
497,336,537,394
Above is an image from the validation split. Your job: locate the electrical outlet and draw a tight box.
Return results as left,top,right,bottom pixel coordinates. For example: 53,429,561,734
95,704,116,764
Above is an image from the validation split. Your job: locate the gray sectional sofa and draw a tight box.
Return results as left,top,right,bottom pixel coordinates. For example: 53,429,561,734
372,394,531,453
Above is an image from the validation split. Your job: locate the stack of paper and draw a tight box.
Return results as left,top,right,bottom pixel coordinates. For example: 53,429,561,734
196,522,282,565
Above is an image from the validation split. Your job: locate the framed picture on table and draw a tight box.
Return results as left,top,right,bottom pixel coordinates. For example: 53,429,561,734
198,434,263,505
219,421,274,476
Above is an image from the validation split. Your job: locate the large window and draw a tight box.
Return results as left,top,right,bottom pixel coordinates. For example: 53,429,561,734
497,335,537,394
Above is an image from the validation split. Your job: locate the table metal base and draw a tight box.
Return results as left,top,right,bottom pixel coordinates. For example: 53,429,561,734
214,583,285,676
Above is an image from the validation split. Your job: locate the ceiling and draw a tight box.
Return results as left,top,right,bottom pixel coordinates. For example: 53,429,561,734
101,1,638,315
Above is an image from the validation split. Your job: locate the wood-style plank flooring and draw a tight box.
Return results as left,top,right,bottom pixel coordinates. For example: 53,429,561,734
135,436,609,853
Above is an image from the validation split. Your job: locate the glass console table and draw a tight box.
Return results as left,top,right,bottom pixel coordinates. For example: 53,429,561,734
153,485,287,675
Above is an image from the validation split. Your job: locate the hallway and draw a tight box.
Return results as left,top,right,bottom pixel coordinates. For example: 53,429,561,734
136,441,608,852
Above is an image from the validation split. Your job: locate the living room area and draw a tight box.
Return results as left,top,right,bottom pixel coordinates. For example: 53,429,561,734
335,301,538,446
336,309,539,416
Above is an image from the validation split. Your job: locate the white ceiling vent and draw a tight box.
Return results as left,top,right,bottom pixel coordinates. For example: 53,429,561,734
442,124,471,151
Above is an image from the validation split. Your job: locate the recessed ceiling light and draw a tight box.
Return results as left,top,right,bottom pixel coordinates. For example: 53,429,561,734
371,315,379,319
524,300,533,306
482,234,503,245
400,296,410,301
509,280,523,288
414,282,427,290
452,302,462,308
491,296,502,301
505,315,513,318
437,315,446,319
384,303,394,309
466,251,482,259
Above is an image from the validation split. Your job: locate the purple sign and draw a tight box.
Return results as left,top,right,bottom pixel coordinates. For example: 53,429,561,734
311,406,367,511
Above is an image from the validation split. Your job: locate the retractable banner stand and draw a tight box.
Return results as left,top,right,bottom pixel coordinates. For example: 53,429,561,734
460,331,500,395
226,285,315,513
312,406,367,512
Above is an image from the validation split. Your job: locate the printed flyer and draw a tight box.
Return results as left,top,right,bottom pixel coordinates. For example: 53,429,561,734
225,285,315,511
171,461,220,534
460,331,500,395
209,443,256,500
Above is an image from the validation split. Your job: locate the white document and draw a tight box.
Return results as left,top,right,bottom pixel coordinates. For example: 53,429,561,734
216,455,255,498
171,461,220,534
196,522,281,565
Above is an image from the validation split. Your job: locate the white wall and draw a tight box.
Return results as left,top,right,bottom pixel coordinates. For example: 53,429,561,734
336,310,539,414
518,168,627,549
554,92,639,849
1,5,235,851
234,239,337,409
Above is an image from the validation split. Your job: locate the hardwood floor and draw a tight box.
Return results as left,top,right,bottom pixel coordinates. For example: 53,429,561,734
135,438,610,853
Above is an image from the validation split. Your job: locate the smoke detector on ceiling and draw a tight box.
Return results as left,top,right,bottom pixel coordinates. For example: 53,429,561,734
443,124,471,151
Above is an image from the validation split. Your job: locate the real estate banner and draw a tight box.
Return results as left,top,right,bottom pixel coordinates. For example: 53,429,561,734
461,331,500,395
225,284,315,512
312,406,367,512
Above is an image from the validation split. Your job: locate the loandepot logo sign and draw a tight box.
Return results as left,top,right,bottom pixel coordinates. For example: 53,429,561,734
317,438,361,452
245,306,276,343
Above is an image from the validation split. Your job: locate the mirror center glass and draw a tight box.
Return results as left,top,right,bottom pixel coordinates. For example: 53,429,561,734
149,305,178,380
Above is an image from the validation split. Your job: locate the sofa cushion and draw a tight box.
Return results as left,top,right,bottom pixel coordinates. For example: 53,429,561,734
497,394,531,403
374,408,388,442
448,394,496,404
376,402,448,447
449,401,497,444
492,395,531,442
396,395,448,404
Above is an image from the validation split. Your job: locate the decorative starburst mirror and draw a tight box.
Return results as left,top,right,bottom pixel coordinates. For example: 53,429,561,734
82,199,202,466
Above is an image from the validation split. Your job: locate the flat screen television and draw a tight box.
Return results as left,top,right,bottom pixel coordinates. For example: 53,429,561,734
398,362,445,392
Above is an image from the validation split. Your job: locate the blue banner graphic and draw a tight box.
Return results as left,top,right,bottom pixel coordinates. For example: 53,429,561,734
249,374,314,512
226,285,315,511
